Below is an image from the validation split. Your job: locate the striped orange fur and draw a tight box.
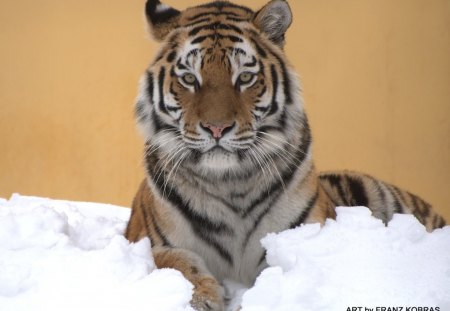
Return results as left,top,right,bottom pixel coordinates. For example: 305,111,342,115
125,1,446,310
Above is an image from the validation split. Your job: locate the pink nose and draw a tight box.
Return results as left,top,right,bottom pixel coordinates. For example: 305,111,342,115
201,122,233,139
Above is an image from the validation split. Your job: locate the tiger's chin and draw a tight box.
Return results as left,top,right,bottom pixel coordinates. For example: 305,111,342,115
197,147,240,172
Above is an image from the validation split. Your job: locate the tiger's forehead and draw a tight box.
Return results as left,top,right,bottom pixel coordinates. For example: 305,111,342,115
175,32,257,75
178,1,254,27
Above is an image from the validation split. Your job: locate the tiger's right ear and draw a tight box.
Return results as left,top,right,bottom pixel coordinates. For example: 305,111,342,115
145,0,181,41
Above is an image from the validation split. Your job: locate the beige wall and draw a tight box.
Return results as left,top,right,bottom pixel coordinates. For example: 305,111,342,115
1,0,449,221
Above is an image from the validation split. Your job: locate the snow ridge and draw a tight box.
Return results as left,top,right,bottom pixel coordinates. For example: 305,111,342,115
0,195,449,311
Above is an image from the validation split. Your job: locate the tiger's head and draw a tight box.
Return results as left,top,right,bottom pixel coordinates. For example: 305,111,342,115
136,0,308,177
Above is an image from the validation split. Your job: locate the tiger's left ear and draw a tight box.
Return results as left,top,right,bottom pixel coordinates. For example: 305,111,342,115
145,0,181,41
253,0,292,47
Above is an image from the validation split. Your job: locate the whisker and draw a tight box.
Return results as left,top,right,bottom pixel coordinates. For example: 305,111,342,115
247,149,271,196
251,143,286,193
162,147,189,198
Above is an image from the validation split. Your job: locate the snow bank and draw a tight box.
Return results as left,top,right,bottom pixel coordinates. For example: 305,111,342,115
1,195,449,311
240,207,450,311
0,194,193,311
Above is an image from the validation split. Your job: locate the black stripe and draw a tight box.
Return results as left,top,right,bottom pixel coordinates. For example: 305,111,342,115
136,198,154,245
409,193,426,223
188,22,243,36
146,71,154,100
242,121,311,217
150,177,232,235
244,56,257,67
166,51,177,62
289,192,319,229
262,43,292,104
386,185,403,214
256,86,267,98
192,34,243,43
436,216,446,228
258,60,265,74
187,12,214,21
372,178,386,202
176,59,187,70
146,152,234,264
319,175,340,207
242,186,281,217
255,105,269,112
410,193,420,212
258,252,266,266
186,48,200,59
223,34,243,42
268,65,279,115
156,52,174,67
242,121,312,241
414,194,430,221
157,67,168,114
295,117,312,166
225,23,245,34
391,185,408,206
226,17,248,22
346,176,368,207
169,81,179,100
187,11,243,22
421,201,431,220
166,105,181,112
231,135,254,142
147,201,172,247
251,39,267,58
243,192,282,247
169,66,177,78
183,18,212,28
188,25,210,36
278,109,287,128
230,47,247,56
151,109,178,133
191,35,209,45
258,125,283,133
202,190,241,214
323,174,349,206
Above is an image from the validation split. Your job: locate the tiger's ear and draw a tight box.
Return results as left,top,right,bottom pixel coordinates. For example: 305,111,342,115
253,0,292,47
145,0,181,41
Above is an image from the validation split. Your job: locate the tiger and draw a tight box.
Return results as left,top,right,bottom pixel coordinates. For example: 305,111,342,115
124,1,447,310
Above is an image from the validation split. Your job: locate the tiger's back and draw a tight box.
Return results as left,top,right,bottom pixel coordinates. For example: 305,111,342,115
125,1,446,310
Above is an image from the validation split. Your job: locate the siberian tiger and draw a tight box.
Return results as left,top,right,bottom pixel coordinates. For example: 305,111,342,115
125,1,446,310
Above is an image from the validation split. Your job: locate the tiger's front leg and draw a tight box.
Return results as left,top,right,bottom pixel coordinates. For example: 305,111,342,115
152,246,225,311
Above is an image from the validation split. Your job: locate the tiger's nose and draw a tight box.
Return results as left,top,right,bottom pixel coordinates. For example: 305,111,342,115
200,122,234,139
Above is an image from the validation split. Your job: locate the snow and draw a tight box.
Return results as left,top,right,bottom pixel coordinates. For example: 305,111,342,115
0,194,193,311
1,195,449,311
240,207,450,311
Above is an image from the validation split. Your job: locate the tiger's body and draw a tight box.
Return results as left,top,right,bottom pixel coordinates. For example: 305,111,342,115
125,1,446,310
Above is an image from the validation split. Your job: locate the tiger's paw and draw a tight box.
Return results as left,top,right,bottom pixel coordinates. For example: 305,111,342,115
190,276,224,311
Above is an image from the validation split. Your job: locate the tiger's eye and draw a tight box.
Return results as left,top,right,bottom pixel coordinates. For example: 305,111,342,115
182,73,197,85
238,73,254,84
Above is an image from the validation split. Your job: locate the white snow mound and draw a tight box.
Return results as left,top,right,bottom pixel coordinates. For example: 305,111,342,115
0,195,449,311
0,194,194,311
240,207,450,311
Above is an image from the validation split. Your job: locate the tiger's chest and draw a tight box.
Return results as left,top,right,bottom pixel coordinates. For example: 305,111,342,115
157,172,303,285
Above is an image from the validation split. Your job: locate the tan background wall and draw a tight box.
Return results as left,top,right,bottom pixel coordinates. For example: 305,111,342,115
1,0,449,221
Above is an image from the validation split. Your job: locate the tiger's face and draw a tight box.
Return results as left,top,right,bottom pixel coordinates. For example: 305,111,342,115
137,0,304,174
